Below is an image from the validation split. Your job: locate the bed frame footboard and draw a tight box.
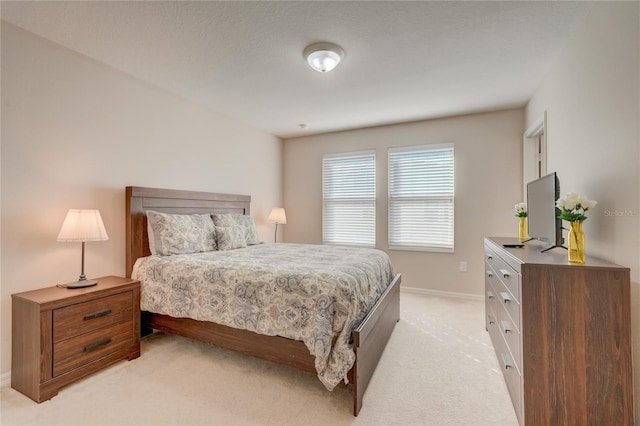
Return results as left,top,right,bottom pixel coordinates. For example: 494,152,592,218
352,272,401,415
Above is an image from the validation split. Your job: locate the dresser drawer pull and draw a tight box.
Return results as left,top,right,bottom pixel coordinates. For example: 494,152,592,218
501,320,512,334
499,269,511,278
84,338,112,352
486,271,494,278
500,292,511,303
488,315,495,325
501,353,513,370
487,255,493,261
84,309,112,321
486,290,494,299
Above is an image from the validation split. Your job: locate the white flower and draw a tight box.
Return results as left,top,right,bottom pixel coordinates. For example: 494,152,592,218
556,192,598,222
563,192,581,210
579,196,598,210
514,202,527,217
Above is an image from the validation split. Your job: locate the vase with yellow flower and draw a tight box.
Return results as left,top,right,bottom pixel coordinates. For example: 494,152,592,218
556,193,598,264
514,202,528,241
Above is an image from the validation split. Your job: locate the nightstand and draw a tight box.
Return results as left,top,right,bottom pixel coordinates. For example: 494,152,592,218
11,275,140,402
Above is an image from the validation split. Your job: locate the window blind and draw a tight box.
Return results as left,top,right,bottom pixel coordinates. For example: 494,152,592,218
323,151,376,247
388,144,454,252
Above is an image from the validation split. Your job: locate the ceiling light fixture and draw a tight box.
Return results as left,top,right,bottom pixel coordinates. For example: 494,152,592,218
303,42,344,73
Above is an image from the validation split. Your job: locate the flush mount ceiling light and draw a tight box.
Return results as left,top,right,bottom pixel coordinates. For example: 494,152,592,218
303,42,344,73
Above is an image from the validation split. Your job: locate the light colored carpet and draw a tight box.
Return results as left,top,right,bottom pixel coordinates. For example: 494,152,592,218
1,292,518,426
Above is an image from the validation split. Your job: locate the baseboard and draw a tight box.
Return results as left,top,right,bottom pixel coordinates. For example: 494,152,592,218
400,285,483,301
1,371,10,387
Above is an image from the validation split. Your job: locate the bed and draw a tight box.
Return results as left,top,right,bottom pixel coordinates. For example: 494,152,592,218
125,186,401,415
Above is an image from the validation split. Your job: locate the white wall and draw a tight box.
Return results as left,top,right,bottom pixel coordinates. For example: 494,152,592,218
283,108,524,295
0,23,283,376
525,3,640,422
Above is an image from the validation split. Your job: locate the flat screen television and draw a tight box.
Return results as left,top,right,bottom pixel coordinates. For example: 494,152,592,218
526,172,563,251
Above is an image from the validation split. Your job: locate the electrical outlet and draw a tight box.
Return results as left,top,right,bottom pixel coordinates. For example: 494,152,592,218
459,261,468,272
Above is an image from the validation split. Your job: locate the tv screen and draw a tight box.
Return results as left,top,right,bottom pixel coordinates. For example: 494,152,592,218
526,172,562,249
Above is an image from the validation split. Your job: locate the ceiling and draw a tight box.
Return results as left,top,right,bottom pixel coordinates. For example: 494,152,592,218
1,1,590,139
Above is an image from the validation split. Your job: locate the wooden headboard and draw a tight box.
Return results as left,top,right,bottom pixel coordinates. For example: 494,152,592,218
125,186,251,277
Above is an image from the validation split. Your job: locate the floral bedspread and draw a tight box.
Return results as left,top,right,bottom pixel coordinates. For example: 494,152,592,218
132,243,394,390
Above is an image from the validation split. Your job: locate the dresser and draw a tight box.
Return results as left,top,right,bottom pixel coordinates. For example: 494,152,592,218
11,276,140,402
484,237,633,425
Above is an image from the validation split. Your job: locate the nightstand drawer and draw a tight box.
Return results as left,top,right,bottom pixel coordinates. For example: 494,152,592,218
53,291,133,342
53,321,134,377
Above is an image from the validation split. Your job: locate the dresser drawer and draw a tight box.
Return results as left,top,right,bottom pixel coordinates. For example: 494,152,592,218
486,310,498,331
485,291,497,329
53,291,133,342
486,250,520,303
486,309,501,358
53,321,134,377
489,318,523,424
493,276,521,333
485,263,501,312
496,302,522,373
497,344,523,424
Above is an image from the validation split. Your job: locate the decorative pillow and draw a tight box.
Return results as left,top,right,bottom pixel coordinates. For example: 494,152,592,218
146,210,216,256
211,214,236,227
215,225,247,251
234,215,261,245
212,214,261,246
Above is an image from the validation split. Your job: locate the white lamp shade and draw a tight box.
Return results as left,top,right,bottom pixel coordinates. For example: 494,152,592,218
268,208,287,224
57,209,109,242
303,42,344,73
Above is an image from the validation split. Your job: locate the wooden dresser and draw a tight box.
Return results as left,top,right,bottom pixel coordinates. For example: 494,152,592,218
484,237,633,425
11,276,140,402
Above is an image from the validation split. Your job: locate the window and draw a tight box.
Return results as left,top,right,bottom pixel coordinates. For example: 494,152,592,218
388,144,454,252
322,151,376,247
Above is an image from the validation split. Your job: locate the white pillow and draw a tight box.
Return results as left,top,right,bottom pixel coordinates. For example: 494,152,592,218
212,214,261,246
146,210,216,256
234,215,261,245
215,225,247,251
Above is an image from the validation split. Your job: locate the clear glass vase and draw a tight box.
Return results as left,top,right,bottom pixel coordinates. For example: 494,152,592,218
568,221,585,264
519,217,528,241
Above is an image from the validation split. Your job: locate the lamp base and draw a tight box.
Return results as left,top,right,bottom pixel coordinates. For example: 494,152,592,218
57,280,98,289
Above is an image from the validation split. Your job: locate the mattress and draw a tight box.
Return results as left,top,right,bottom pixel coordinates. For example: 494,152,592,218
132,242,394,389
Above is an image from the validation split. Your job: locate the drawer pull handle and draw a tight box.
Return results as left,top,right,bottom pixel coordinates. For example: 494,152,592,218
486,290,494,299
501,320,512,334
500,292,511,303
501,353,513,370
488,315,495,325
499,269,511,278
84,338,112,352
487,255,493,260
486,271,494,278
84,309,112,320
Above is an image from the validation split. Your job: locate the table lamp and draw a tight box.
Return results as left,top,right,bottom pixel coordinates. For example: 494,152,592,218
57,209,109,288
268,207,287,243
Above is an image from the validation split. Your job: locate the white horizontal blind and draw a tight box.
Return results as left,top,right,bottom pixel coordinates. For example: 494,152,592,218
388,144,454,252
323,151,376,247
